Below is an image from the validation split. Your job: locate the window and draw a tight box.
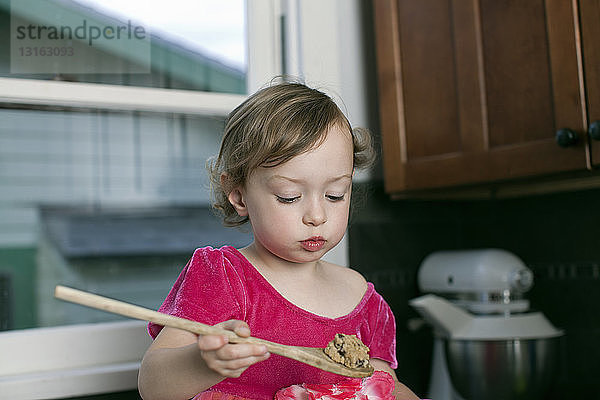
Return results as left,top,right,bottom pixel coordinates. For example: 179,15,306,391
3,0,247,93
0,0,281,331
0,0,282,110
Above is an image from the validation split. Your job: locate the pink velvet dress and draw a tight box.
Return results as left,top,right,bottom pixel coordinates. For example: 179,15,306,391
148,246,398,400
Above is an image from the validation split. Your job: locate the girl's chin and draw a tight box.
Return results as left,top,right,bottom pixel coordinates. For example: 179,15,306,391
265,246,329,264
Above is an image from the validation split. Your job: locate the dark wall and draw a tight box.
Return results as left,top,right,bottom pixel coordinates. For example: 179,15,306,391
349,183,600,399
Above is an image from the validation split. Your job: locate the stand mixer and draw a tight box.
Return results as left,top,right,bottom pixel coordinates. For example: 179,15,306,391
410,249,564,400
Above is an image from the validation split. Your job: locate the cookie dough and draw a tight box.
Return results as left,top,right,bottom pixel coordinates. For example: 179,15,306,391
323,333,371,369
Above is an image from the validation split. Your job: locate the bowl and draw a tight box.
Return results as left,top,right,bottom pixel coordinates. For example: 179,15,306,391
444,336,562,400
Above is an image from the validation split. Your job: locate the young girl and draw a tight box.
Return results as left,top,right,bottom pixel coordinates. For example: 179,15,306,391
138,82,420,400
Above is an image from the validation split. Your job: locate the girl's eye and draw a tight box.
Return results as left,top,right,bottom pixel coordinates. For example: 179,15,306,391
276,195,300,203
326,194,345,202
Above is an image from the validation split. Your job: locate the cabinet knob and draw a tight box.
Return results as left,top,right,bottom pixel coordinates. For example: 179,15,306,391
589,121,600,141
556,128,578,148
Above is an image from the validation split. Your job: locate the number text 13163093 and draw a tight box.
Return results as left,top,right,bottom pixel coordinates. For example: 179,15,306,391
18,47,74,57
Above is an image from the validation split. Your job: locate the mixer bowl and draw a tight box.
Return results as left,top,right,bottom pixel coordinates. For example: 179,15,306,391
444,336,562,400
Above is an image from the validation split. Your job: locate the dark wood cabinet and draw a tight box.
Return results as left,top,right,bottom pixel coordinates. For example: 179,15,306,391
373,0,600,194
581,0,600,167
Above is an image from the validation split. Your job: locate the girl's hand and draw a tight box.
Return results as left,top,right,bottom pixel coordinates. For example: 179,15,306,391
197,319,270,378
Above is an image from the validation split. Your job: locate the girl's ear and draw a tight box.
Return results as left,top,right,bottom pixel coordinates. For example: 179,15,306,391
227,187,248,217
221,174,248,217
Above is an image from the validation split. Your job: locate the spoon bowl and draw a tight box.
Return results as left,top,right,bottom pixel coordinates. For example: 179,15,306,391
54,285,374,378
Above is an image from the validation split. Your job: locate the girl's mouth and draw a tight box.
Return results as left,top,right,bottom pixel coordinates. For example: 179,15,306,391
300,236,325,252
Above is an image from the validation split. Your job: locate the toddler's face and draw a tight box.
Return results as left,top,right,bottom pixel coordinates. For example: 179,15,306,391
235,124,354,264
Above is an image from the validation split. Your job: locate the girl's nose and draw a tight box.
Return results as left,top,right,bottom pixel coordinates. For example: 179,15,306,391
302,199,327,226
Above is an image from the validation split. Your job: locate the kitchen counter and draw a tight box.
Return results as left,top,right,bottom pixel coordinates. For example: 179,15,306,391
0,320,151,399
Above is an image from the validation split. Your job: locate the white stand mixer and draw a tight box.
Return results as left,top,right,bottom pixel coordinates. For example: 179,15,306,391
410,249,563,400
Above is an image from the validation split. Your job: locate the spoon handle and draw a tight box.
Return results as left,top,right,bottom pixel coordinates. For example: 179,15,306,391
55,285,244,340
54,285,296,355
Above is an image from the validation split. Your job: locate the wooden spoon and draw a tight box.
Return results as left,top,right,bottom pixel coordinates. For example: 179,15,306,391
54,285,374,378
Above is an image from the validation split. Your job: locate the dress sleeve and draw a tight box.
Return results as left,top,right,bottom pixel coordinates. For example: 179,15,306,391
363,290,398,369
148,247,247,338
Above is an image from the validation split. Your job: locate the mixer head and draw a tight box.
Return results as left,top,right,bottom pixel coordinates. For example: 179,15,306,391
418,249,534,314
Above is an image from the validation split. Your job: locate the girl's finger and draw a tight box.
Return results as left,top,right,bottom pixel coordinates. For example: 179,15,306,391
197,334,228,351
214,353,271,377
216,343,268,360
223,352,271,370
217,319,251,337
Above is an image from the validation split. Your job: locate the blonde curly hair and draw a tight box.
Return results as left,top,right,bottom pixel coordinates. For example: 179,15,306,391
207,81,374,226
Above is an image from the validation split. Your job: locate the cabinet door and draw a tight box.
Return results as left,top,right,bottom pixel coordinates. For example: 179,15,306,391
580,0,600,166
373,0,588,193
